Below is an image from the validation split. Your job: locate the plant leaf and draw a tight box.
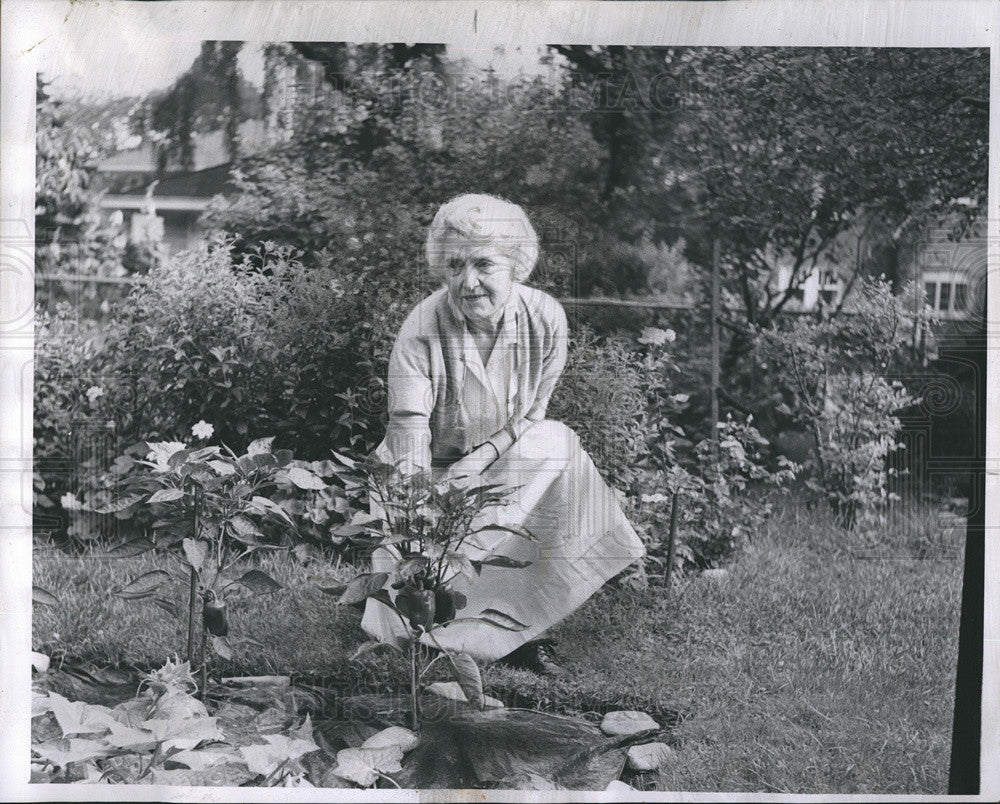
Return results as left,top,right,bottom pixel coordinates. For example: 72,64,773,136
235,569,282,595
471,523,539,541
284,467,327,490
106,537,156,559
115,570,170,599
90,493,146,514
46,692,118,737
32,738,113,768
443,651,484,710
251,495,294,525
167,449,191,469
211,635,233,660
476,555,533,570
149,596,180,619
337,572,389,605
238,733,320,777
33,585,58,607
330,450,356,468
476,608,529,631
169,747,244,771
102,721,156,750
148,488,185,504
228,514,264,544
247,437,275,456
349,640,402,661
332,745,402,787
182,538,209,571
142,716,223,750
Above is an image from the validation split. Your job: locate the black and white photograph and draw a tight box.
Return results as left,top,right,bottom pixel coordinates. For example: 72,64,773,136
1,1,997,799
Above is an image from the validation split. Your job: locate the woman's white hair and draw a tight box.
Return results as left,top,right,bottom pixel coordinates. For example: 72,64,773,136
425,194,539,282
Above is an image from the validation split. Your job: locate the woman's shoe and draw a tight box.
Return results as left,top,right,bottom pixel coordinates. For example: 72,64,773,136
500,638,566,676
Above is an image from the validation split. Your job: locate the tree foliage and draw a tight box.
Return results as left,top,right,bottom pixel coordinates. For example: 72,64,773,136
35,75,127,277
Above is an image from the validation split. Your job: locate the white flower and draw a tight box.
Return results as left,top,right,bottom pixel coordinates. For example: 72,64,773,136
191,421,214,440
60,492,81,511
671,393,690,404
86,386,104,403
637,327,676,347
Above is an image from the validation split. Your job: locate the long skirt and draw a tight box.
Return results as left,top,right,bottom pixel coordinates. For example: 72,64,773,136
360,419,646,662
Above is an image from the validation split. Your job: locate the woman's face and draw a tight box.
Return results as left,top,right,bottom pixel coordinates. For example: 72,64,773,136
441,234,517,323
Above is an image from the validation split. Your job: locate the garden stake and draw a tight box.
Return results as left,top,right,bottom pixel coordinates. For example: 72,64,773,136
409,638,420,731
186,565,198,667
199,623,208,703
664,491,679,590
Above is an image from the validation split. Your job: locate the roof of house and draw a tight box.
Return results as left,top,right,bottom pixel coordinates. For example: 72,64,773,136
97,119,268,175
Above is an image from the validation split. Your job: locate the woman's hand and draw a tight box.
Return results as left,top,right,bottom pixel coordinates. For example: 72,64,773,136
443,443,499,485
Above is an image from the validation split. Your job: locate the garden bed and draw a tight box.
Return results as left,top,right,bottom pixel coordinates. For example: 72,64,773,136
32,496,964,792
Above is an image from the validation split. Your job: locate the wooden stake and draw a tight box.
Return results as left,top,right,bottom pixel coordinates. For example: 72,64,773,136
664,492,680,590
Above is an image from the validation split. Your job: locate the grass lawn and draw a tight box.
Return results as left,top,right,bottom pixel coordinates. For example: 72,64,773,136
33,496,963,794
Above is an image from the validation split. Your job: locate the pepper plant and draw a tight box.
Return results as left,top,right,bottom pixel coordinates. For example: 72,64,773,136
81,427,327,696
320,453,535,729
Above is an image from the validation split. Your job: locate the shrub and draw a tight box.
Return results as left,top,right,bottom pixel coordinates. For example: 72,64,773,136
753,277,927,528
548,325,651,493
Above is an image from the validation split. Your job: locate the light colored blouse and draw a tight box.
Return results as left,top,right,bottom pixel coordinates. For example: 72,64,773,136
380,283,569,473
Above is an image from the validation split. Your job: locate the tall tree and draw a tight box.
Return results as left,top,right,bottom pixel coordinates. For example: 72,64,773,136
150,41,261,172
661,48,988,339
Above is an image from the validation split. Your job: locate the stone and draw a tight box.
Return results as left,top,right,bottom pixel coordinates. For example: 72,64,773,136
425,681,505,709
626,741,674,771
361,725,419,753
606,779,637,792
599,710,659,736
701,568,729,580
31,651,50,674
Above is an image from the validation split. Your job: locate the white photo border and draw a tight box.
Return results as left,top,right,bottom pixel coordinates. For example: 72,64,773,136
1,1,997,801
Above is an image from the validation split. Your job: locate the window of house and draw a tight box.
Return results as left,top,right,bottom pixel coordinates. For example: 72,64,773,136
954,283,968,311
925,281,937,308
789,287,804,303
819,289,838,306
938,282,951,312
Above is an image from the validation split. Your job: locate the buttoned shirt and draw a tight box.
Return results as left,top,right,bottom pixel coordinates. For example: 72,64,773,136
381,283,569,473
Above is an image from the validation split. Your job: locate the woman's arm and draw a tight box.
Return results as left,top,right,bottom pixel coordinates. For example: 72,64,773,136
383,325,434,476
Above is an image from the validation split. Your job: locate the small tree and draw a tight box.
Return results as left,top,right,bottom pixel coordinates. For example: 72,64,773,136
320,455,534,730
754,277,930,528
67,429,326,697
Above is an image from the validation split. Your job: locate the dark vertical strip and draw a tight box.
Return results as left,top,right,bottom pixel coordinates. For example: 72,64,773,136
948,306,985,794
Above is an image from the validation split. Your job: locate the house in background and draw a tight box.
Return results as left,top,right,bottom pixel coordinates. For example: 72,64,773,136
95,120,269,257
765,215,985,325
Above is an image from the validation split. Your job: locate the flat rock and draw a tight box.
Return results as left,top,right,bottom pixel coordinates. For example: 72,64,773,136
600,710,659,736
426,681,505,709
701,568,729,580
606,779,637,792
626,741,674,771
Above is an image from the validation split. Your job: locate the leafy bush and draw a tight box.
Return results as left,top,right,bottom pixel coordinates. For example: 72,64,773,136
88,236,429,460
638,415,797,573
754,277,927,528
548,325,651,493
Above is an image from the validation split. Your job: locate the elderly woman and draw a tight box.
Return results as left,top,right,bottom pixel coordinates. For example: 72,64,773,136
361,194,645,671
